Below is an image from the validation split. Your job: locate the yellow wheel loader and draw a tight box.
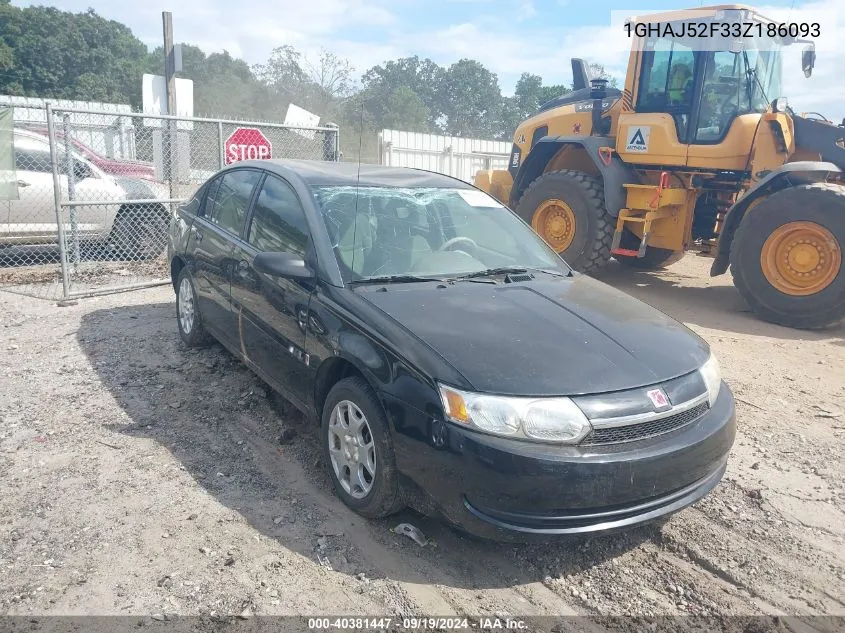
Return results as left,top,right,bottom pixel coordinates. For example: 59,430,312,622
474,5,845,329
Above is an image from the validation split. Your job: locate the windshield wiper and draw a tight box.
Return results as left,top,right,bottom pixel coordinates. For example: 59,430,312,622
457,266,570,280
348,274,445,285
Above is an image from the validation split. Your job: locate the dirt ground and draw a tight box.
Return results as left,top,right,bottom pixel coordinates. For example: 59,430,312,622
1,254,844,629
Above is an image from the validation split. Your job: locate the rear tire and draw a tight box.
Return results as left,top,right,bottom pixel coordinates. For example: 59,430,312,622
614,229,685,270
176,268,213,347
730,183,845,329
515,170,613,274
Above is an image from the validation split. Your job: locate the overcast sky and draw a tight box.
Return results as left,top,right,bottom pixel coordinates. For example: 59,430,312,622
12,0,845,116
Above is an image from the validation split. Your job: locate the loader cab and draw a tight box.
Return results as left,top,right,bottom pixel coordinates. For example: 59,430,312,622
617,8,785,170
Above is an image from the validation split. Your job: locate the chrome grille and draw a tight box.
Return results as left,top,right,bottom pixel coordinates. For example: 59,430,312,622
581,402,709,445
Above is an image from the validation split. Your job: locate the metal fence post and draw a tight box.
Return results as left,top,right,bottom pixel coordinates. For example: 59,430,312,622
322,122,339,162
218,121,225,169
45,103,71,300
62,114,80,268
334,125,341,162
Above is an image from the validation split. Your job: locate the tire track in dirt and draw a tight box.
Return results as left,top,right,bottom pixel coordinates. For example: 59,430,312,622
236,409,591,623
3,267,844,620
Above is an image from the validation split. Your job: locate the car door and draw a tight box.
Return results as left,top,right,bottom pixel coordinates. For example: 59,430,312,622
230,173,315,410
186,168,262,345
8,136,60,240
8,134,123,242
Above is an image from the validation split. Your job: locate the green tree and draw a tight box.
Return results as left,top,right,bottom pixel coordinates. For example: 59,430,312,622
360,56,445,131
379,86,430,131
301,49,356,119
253,45,310,105
0,5,152,106
252,45,354,120
148,44,277,119
539,84,571,104
499,73,542,139
439,59,503,137
513,73,543,115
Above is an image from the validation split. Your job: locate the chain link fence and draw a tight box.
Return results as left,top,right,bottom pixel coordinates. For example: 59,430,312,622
0,103,339,301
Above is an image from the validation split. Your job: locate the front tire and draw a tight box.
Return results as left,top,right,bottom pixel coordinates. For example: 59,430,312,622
730,183,845,329
515,170,613,274
176,268,213,347
322,377,404,519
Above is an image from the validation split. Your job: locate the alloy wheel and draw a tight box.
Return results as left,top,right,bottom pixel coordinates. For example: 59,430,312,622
327,400,376,499
178,277,195,335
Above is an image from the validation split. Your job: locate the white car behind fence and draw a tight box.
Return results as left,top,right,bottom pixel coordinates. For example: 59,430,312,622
1,103,339,301
4,128,172,260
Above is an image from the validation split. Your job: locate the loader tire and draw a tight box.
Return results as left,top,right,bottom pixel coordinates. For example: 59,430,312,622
614,229,685,270
515,170,613,274
730,183,845,329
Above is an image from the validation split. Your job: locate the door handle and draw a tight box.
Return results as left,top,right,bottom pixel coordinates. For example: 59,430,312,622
192,227,203,242
16,180,30,188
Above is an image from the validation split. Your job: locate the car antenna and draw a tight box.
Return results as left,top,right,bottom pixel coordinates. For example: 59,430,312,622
350,100,364,276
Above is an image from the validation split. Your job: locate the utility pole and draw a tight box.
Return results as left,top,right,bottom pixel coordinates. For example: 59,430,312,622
162,11,176,188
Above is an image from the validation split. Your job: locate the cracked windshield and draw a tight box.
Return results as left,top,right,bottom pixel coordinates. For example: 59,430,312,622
314,185,564,280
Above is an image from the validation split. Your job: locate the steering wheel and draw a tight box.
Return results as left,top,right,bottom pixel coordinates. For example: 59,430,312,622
439,236,478,256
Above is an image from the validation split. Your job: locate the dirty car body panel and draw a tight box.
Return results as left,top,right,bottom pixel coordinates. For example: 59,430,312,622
168,159,736,541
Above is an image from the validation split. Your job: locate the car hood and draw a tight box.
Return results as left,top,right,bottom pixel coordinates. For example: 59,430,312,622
113,176,169,200
100,157,154,168
356,274,710,396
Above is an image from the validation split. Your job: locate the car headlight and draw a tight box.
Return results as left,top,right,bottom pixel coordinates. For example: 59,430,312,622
438,383,591,444
698,351,721,407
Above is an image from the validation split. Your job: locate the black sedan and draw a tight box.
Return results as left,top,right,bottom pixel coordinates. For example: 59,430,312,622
167,159,736,541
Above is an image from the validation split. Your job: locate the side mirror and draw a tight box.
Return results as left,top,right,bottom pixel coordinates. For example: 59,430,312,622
253,251,314,280
802,44,816,78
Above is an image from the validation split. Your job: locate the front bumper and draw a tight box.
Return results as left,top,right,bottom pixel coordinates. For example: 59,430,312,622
462,457,726,536
388,383,736,542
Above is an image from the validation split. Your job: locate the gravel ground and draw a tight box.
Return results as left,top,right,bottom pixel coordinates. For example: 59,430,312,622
0,255,843,629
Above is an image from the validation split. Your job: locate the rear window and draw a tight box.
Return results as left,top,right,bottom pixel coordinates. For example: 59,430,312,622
180,183,207,216
205,169,263,236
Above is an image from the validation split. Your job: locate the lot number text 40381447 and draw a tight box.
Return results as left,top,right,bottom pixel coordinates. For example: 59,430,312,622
308,617,530,630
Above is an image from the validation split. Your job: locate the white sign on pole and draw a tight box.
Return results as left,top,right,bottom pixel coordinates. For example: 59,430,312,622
283,103,320,140
142,73,194,130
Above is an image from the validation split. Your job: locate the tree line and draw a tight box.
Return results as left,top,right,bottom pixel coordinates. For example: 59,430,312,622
0,1,617,154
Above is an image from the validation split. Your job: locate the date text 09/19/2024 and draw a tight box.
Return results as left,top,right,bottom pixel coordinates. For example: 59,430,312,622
307,617,529,630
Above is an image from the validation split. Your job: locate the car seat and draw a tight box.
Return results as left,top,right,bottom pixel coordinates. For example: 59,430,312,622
363,199,432,276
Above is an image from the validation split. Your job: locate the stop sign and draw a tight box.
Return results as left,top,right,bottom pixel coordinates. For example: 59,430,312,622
224,127,273,164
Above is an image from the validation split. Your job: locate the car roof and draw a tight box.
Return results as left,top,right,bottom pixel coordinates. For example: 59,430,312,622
231,159,475,190
13,128,51,148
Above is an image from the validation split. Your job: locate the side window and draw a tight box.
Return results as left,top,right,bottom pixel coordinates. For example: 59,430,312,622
179,183,207,216
199,178,221,217
205,169,262,236
15,147,61,174
694,50,756,142
247,175,310,255
636,34,696,141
